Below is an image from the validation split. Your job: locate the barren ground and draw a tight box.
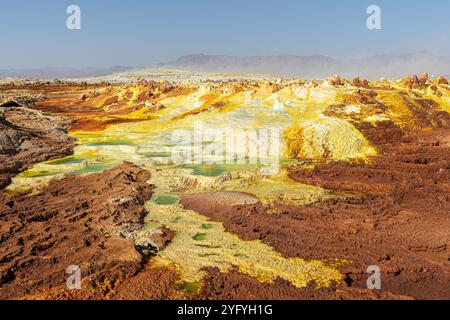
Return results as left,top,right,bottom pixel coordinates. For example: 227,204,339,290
0,76,449,300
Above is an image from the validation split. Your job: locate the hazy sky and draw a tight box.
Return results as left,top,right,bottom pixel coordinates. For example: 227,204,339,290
1,0,449,68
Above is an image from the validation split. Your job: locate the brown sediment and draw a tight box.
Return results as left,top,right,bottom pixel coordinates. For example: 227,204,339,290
0,162,178,300
27,265,180,300
181,122,450,300
288,123,450,300
0,96,75,190
69,117,146,132
194,267,409,300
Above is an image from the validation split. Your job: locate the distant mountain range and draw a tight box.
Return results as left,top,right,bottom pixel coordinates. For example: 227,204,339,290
0,66,134,79
158,51,450,79
2,51,449,80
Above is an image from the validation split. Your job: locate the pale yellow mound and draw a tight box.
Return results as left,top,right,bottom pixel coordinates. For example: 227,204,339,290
285,117,377,160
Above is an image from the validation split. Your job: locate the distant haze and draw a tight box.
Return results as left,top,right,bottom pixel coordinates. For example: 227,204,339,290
158,52,450,80
2,51,448,80
0,66,134,79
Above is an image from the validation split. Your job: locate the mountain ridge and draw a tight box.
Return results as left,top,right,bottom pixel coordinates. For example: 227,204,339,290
158,51,450,79
2,52,449,80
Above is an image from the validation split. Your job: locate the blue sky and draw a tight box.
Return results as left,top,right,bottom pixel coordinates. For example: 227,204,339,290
0,0,449,68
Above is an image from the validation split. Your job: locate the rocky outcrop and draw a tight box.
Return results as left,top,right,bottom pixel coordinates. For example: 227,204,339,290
401,73,429,89
352,76,369,88
329,74,345,86
0,162,173,299
0,97,75,189
437,76,448,85
0,93,46,108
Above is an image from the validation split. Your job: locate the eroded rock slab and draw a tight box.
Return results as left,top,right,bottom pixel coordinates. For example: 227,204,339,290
0,95,75,189
0,162,165,299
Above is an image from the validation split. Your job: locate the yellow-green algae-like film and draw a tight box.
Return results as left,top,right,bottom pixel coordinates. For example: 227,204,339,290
145,199,347,290
142,166,349,291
